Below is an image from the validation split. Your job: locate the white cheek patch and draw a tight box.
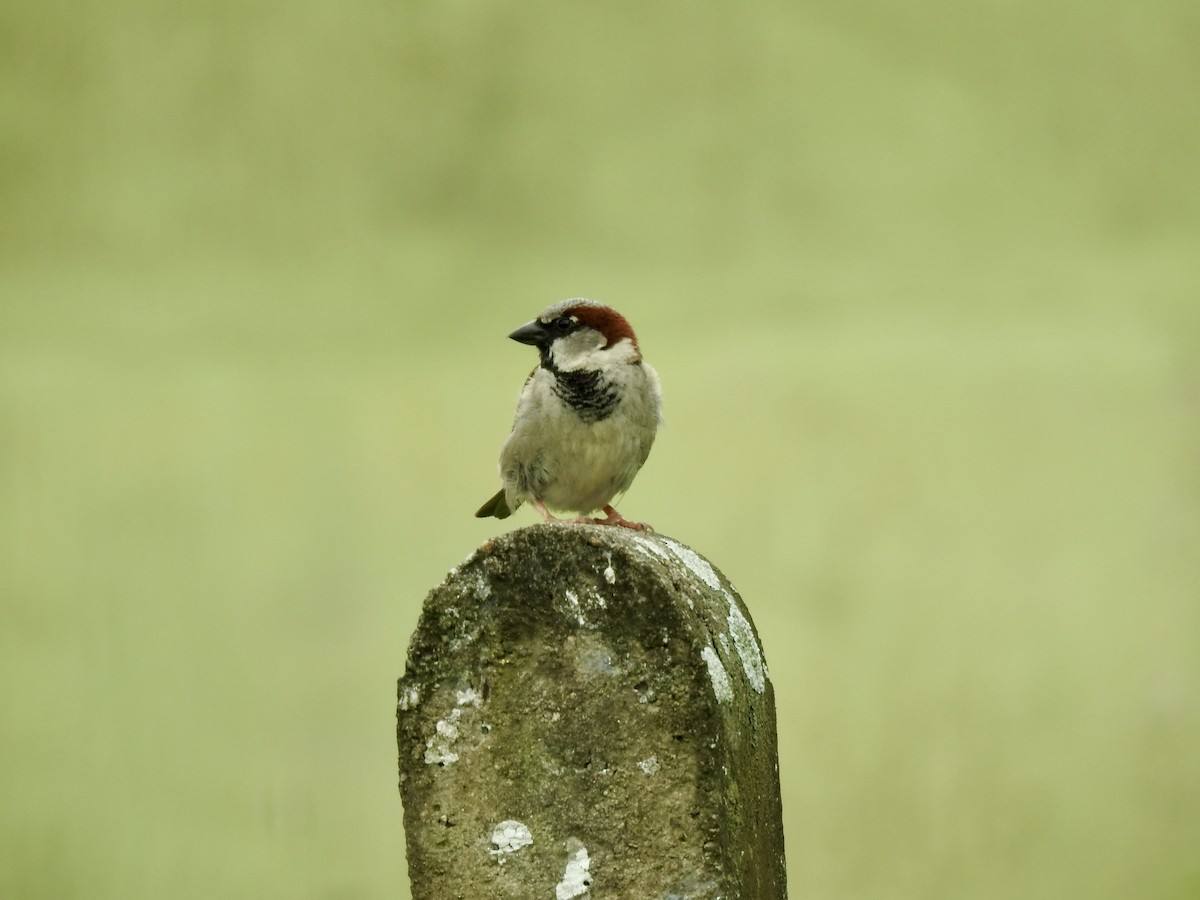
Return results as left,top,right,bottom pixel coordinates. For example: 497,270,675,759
550,334,637,371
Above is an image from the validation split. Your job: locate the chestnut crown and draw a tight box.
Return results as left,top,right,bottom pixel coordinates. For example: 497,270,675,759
508,298,638,353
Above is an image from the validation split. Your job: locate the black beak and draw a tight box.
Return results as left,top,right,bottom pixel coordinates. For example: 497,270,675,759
508,320,548,346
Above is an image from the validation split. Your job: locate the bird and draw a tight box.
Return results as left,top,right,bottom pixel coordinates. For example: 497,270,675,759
475,298,663,531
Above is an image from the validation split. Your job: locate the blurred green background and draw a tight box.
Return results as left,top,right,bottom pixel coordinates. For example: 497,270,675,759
2,0,1198,897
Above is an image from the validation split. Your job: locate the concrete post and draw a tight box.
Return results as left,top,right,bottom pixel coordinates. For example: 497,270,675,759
397,525,787,899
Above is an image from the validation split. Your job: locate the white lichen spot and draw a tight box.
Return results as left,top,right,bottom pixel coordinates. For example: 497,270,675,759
423,708,464,765
727,599,767,693
637,755,660,775
662,538,721,591
632,535,669,559
603,552,616,584
575,634,620,677
465,568,492,601
490,820,533,855
455,687,483,708
564,589,610,626
398,683,420,711
555,846,592,899
423,740,458,765
564,589,587,626
701,645,733,704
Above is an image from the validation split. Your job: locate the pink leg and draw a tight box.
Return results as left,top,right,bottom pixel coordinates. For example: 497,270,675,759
531,498,563,523
532,498,595,526
533,498,651,531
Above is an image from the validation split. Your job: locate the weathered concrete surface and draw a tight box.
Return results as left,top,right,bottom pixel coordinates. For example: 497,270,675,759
397,525,787,899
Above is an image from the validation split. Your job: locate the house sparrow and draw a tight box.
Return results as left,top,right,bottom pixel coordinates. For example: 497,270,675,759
475,299,662,531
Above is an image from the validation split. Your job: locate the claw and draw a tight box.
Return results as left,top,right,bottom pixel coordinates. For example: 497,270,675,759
596,505,653,532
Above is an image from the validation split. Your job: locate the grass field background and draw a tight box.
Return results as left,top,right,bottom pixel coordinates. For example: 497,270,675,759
2,2,1198,897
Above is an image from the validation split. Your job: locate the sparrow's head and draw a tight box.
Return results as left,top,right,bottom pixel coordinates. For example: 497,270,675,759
508,298,641,372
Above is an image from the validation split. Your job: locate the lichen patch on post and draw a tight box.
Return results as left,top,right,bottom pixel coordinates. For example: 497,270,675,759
490,819,533,855
555,846,592,899
423,712,461,765
631,534,669,559
422,686,488,766
726,599,767,693
561,587,610,628
700,645,733,704
564,589,583,625
398,683,421,711
662,538,722,591
461,567,492,601
574,634,620,678
455,687,483,707
637,755,660,775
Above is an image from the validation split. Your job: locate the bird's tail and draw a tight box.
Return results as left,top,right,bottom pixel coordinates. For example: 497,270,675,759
475,489,513,519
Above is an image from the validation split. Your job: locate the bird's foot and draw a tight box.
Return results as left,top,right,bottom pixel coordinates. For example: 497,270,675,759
532,499,593,526
532,499,652,531
594,505,654,532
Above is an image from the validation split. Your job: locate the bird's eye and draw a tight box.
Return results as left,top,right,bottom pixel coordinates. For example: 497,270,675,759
554,317,575,333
